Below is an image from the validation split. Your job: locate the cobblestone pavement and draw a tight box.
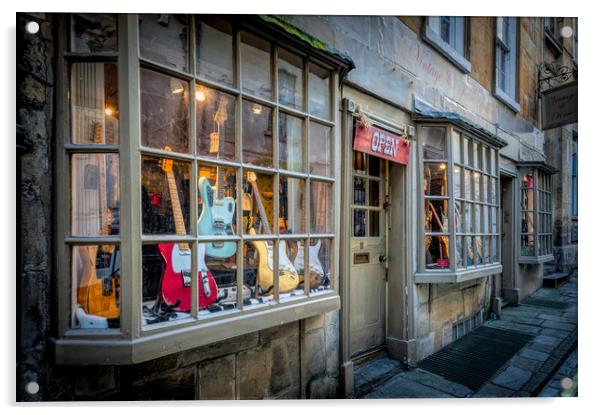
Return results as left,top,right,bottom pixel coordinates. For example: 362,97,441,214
357,276,578,399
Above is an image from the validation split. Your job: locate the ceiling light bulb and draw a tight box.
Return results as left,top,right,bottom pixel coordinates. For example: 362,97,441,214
195,90,206,102
252,103,262,115
25,21,39,34
104,107,114,116
439,164,446,170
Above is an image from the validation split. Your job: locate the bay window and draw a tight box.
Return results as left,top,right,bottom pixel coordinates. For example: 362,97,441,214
518,163,556,262
55,14,350,364
415,117,506,283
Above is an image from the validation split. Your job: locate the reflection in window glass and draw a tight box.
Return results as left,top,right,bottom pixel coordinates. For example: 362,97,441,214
452,130,461,163
71,13,117,53
465,203,473,233
454,201,463,233
369,211,380,237
456,236,464,269
311,181,332,233
278,49,304,111
309,238,333,293
242,100,273,168
139,14,189,72
474,204,481,233
141,155,191,235
483,237,490,263
140,68,189,153
464,136,471,167
492,208,498,233
424,163,448,196
142,243,192,326
474,236,482,265
196,17,233,86
422,127,447,160
309,63,331,120
196,86,236,160
279,177,305,234
71,154,120,236
369,180,380,207
72,244,120,329
71,63,119,144
521,235,534,256
354,177,366,205
464,169,472,200
453,165,462,198
492,237,498,262
425,235,449,269
473,172,481,201
279,113,304,172
467,237,475,266
201,241,239,316
425,199,448,233
243,170,274,235
310,122,332,176
241,32,271,100
353,209,366,237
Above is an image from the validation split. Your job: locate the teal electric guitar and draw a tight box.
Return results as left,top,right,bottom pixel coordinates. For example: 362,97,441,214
197,95,236,258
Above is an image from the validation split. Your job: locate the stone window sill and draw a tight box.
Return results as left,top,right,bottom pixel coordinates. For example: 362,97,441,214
493,86,521,113
518,254,555,265
423,25,472,74
415,264,502,284
53,293,339,365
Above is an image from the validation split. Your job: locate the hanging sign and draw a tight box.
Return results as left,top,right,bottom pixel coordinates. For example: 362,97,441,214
353,123,410,165
541,81,578,130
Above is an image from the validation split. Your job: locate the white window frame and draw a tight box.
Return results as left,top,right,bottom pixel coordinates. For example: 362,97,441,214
494,17,520,112
424,16,471,74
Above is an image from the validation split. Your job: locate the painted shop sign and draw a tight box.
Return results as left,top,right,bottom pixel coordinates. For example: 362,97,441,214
353,123,411,165
542,81,578,130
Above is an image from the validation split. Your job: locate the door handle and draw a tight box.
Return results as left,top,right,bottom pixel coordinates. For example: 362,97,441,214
379,255,387,263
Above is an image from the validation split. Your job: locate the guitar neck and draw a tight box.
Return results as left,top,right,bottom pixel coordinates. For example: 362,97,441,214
165,170,188,249
250,181,271,233
93,122,110,236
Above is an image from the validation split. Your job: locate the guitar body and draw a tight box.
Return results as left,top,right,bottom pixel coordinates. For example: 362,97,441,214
158,242,218,311
198,177,237,258
250,228,299,294
77,245,120,319
294,240,325,289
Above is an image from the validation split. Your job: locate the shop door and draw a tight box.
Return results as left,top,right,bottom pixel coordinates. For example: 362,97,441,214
350,151,387,357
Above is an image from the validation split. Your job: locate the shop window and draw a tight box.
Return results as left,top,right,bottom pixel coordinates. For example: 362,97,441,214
417,124,504,283
424,16,471,73
494,17,519,112
518,164,555,262
56,14,344,364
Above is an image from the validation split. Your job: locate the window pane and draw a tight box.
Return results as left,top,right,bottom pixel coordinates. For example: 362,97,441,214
422,127,447,160
196,17,233,86
71,13,117,53
425,199,449,233
452,130,461,163
241,32,271,100
278,176,306,234
491,177,497,204
482,146,488,173
521,235,534,256
139,14,189,72
425,235,450,269
492,237,498,262
202,241,238,315
453,165,462,198
142,243,192,327
72,244,120,329
71,154,120,236
243,241,278,308
483,205,490,233
474,236,482,265
353,209,366,237
465,203,473,233
454,201,463,233
473,172,481,201
483,175,489,203
464,169,472,200
491,150,497,175
198,164,237,248
141,156,191,235
520,189,533,211
369,180,380,207
456,236,464,269
242,100,273,168
309,238,333,292
353,151,368,173
309,122,332,176
278,240,306,302
311,181,333,233
424,163,448,196
279,113,304,172
354,177,367,205
196,86,236,161
309,63,331,120
244,170,274,235
464,137,471,166
521,212,534,234
369,155,381,177
467,237,475,266
140,68,189,153
483,237,490,264
278,48,304,111
492,208,498,233
369,210,380,237
71,63,119,144
473,142,480,170
474,204,481,233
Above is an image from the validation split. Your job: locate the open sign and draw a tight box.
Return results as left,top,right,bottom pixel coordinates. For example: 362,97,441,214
353,123,410,165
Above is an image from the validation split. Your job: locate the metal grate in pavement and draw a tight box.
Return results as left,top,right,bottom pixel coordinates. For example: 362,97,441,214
417,326,534,391
521,298,569,310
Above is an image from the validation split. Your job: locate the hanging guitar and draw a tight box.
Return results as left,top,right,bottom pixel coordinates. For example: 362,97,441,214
158,149,218,311
292,182,325,289
76,122,120,320
197,95,236,258
247,172,299,294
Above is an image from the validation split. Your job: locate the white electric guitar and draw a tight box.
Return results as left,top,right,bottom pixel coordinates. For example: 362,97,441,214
293,187,324,288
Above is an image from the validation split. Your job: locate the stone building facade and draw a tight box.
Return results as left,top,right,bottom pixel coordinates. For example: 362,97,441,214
17,13,577,401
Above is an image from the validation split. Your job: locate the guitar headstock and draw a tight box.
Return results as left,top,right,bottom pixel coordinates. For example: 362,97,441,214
159,146,173,173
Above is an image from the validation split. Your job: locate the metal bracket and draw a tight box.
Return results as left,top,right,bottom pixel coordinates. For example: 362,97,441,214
538,62,577,95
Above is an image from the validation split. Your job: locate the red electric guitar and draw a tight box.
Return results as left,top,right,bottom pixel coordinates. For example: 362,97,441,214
158,152,218,311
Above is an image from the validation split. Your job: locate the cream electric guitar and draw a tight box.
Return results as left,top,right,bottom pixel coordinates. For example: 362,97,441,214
293,185,324,289
247,172,299,294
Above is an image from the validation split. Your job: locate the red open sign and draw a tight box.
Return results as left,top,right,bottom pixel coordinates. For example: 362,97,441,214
353,123,410,165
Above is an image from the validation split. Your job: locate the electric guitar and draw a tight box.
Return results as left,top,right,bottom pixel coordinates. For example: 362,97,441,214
76,122,120,320
292,183,325,289
158,152,218,311
247,172,299,294
197,95,236,258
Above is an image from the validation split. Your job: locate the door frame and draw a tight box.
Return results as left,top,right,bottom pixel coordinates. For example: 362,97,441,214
339,95,414,397
500,169,520,304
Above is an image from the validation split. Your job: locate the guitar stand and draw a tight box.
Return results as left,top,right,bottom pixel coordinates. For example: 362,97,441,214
143,298,181,325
